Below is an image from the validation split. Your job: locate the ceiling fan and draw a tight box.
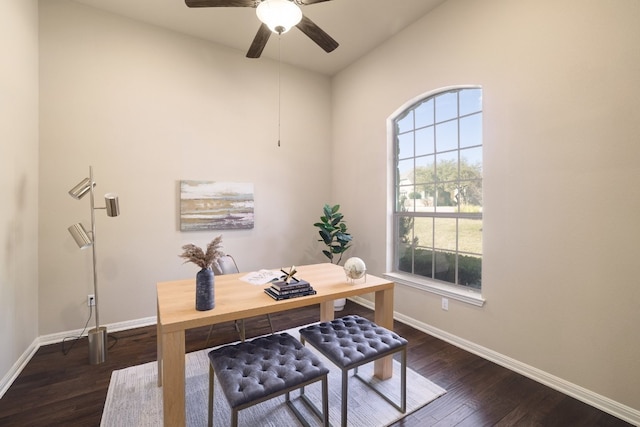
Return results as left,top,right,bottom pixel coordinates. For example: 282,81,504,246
185,0,339,58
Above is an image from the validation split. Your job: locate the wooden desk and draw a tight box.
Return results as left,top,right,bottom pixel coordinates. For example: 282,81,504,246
156,263,395,427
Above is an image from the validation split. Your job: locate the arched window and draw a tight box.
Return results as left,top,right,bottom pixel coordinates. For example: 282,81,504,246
392,87,482,292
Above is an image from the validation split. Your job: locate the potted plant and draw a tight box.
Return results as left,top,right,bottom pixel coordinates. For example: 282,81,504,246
314,204,352,310
179,235,224,311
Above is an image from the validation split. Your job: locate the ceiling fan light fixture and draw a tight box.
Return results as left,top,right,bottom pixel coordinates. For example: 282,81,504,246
256,0,302,34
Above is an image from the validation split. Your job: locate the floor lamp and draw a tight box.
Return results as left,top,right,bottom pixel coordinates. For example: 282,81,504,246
67,166,120,365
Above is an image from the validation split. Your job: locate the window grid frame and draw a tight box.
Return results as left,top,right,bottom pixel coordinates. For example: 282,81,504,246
393,87,482,290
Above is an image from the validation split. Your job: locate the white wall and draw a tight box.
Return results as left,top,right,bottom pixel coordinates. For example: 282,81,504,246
332,0,640,413
0,0,39,391
38,0,332,335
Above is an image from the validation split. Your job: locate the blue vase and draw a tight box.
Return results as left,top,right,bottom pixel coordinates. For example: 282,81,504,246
195,268,215,311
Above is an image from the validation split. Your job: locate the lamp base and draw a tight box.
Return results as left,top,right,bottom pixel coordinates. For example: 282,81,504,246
88,326,108,365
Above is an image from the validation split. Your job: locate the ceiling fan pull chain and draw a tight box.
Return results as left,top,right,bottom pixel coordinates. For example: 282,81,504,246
277,33,281,147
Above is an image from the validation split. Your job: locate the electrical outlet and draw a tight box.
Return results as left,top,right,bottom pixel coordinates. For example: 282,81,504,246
441,297,449,311
88,294,95,307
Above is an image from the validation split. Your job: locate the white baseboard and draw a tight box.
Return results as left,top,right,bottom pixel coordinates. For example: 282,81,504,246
0,316,157,399
350,296,640,426
37,316,157,346
0,339,39,400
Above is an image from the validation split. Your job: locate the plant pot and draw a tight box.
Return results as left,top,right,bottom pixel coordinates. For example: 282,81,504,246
195,268,215,311
334,298,346,311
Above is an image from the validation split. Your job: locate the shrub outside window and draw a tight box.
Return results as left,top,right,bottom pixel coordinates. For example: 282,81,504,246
393,87,482,290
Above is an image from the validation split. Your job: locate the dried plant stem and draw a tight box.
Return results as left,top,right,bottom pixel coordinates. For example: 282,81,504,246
179,235,224,270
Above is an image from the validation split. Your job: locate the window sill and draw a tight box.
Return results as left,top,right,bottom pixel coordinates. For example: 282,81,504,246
383,272,486,307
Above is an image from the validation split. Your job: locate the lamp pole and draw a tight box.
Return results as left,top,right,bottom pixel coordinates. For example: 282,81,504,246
87,166,108,365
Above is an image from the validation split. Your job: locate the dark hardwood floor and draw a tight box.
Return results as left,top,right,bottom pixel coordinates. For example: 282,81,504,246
0,301,632,426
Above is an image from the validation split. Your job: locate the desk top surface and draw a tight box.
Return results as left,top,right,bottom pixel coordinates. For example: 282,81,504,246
157,263,393,333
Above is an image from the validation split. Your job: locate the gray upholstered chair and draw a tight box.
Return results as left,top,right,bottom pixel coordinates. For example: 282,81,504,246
216,254,241,275
205,255,275,346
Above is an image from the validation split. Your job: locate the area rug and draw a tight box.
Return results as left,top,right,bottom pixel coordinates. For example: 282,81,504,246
101,327,446,426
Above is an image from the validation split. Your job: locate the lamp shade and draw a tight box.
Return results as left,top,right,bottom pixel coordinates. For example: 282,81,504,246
256,0,302,34
105,193,120,217
68,223,92,249
68,178,94,200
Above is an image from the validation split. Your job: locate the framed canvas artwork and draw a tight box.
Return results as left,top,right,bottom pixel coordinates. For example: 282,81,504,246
180,181,254,231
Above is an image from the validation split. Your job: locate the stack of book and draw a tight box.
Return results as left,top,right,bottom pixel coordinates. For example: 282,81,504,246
264,279,316,301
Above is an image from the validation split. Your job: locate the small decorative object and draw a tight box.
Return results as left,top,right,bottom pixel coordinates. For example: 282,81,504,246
279,265,298,284
179,235,225,311
314,204,353,310
344,257,367,283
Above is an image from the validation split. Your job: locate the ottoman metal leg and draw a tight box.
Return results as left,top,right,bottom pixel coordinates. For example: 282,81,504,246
341,368,349,427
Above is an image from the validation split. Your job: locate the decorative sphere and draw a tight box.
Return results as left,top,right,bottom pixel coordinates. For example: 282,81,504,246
344,257,366,280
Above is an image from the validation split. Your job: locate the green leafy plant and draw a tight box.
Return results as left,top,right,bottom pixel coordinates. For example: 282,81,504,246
314,204,352,265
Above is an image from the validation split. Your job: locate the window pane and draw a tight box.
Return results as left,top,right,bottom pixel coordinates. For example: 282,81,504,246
459,253,482,289
434,250,455,284
415,99,434,128
435,151,458,182
435,120,458,152
437,183,459,210
414,217,433,249
434,218,457,251
435,92,458,123
397,241,413,274
457,180,483,211
396,215,414,243
417,184,436,211
460,88,482,116
413,248,433,279
398,158,413,180
415,126,434,156
397,111,413,133
398,132,414,159
399,185,416,212
460,146,482,175
406,189,423,208
460,113,482,148
458,218,482,254
414,155,434,185
397,184,410,200
452,185,464,211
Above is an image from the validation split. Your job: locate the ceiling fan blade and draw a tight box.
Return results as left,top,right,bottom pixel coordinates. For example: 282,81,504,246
298,0,333,4
295,14,339,53
185,0,256,7
246,23,272,58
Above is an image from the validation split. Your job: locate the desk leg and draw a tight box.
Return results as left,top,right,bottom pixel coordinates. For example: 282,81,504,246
157,300,163,387
162,330,186,427
319,301,335,322
374,287,394,380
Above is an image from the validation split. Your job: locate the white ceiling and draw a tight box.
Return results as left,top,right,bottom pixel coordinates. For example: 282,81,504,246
72,0,446,76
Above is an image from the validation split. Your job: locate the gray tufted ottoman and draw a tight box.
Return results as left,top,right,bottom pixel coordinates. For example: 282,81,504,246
207,332,329,427
299,315,407,427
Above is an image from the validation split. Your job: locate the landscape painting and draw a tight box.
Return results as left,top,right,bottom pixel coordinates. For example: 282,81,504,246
180,181,254,231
